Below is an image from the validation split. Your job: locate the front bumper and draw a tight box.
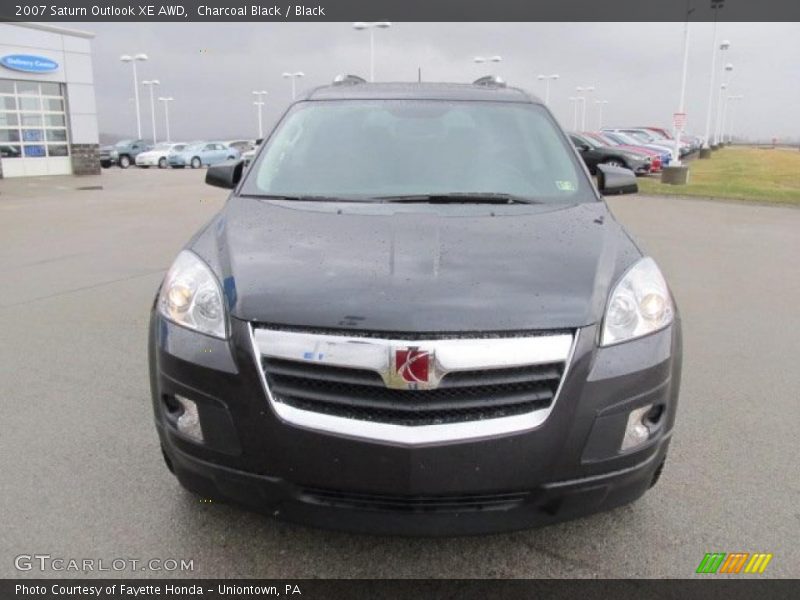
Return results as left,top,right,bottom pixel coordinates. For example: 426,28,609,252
629,159,652,175
149,313,682,535
136,155,161,166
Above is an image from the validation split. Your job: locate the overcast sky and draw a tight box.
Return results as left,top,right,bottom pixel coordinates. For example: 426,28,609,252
71,21,800,142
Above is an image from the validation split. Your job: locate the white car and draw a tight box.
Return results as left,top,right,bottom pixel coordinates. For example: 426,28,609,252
242,143,260,166
224,139,255,155
136,143,187,169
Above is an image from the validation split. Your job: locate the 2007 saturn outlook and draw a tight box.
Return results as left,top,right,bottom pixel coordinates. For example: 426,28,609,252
148,75,682,535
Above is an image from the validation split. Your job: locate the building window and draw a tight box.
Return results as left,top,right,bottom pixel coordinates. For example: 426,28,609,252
0,79,69,159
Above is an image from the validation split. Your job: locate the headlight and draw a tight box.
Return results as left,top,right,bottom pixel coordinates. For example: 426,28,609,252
110,150,119,157
601,257,674,346
158,250,227,339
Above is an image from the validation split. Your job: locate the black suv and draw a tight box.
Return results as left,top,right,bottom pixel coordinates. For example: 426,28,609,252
148,76,681,535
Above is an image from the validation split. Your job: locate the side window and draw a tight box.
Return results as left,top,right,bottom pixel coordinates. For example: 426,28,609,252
204,144,214,150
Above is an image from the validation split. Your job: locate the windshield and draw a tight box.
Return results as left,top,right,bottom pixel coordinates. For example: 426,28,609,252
152,143,172,150
591,133,617,146
608,132,640,146
240,99,594,204
628,131,656,143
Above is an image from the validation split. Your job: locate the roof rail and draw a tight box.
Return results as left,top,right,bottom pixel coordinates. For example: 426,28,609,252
333,74,367,86
472,75,506,88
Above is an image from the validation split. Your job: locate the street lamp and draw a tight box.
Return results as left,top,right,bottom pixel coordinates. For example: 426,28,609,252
595,100,609,129
568,97,579,130
537,74,559,105
157,97,173,143
576,86,595,131
474,55,502,65
671,2,694,167
120,53,148,138
252,90,268,138
282,72,305,100
725,95,744,143
701,0,728,152
142,79,160,144
714,63,733,144
352,21,392,82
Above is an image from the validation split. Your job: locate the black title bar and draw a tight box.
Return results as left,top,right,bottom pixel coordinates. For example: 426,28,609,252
0,0,799,22
2,579,800,600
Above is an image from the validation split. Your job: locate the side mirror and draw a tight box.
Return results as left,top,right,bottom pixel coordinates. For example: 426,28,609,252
206,159,244,189
577,144,590,152
596,163,638,195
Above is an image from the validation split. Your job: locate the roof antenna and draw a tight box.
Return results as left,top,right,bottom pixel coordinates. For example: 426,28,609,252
418,67,422,82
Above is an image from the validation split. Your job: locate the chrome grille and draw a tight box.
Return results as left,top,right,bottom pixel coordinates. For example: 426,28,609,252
263,357,563,426
250,326,575,444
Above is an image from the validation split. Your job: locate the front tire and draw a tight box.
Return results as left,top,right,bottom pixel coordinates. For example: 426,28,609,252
158,157,167,169
190,157,202,169
119,155,131,169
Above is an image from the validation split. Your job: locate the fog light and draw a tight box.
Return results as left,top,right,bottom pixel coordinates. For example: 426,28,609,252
621,404,653,451
175,395,204,443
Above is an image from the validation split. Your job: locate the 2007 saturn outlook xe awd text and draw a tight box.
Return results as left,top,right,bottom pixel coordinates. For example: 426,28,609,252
148,75,682,535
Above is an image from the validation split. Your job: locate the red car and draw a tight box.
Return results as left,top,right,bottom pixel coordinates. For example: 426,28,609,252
584,132,663,172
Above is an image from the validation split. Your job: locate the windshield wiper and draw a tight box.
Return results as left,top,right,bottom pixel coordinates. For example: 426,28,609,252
239,194,365,203
374,193,542,205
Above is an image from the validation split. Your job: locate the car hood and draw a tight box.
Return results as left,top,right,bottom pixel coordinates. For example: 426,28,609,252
190,196,642,333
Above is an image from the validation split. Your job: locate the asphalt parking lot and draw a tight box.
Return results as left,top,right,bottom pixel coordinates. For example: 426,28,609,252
1,167,798,578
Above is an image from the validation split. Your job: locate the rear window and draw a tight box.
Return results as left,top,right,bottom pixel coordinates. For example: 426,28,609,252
241,99,595,204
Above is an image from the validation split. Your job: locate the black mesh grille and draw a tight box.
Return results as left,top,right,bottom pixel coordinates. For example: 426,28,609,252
298,486,531,513
262,357,564,426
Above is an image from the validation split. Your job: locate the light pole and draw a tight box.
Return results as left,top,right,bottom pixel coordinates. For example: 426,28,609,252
352,21,392,82
537,74,559,104
120,53,148,139
576,86,594,131
672,1,693,167
282,72,304,100
701,0,728,152
595,100,609,129
568,97,579,130
157,97,173,142
725,95,744,143
252,90,268,138
142,79,159,144
714,63,733,144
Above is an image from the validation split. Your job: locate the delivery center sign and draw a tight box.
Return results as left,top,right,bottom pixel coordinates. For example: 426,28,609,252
0,54,59,74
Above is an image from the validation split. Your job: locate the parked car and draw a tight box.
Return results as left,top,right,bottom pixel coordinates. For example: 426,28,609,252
149,77,681,535
584,132,662,172
607,128,682,159
242,138,262,166
602,131,672,167
569,132,651,176
168,142,240,169
224,139,255,154
99,139,150,168
135,142,187,169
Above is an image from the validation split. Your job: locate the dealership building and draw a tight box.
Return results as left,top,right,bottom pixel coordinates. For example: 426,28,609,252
0,22,100,178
